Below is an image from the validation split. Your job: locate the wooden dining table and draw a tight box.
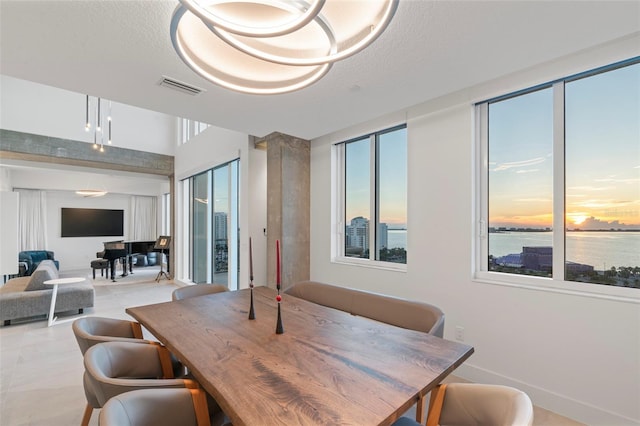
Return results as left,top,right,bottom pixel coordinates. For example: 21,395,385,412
126,286,474,426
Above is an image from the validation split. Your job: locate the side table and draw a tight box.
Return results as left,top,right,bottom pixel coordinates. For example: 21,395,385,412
43,277,86,327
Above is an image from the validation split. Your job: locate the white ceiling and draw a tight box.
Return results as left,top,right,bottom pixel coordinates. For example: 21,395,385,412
1,1,639,141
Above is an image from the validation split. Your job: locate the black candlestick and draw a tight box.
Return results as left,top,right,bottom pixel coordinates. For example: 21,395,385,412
248,283,255,320
248,237,255,320
275,297,284,334
275,282,284,334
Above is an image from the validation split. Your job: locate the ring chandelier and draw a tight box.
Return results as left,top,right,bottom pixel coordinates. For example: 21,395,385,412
170,0,399,95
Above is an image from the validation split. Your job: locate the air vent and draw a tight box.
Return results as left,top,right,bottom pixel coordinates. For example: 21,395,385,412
159,76,204,96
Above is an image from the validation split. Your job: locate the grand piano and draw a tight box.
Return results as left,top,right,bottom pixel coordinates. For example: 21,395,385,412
101,240,159,281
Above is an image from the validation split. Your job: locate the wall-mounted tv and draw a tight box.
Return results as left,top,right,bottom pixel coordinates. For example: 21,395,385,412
61,208,124,238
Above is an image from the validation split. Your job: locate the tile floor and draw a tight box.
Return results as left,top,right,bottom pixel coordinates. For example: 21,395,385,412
0,268,583,425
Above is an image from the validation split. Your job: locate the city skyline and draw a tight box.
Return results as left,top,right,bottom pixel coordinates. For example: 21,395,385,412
489,62,639,230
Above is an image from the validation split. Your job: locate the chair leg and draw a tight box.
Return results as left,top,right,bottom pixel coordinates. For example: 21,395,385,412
81,403,93,426
92,268,96,279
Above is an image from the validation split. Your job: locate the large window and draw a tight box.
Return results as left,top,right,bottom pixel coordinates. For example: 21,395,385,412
186,159,239,288
477,59,639,291
336,125,407,266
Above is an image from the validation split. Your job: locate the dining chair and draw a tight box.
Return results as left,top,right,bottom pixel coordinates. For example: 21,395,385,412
73,316,186,426
99,388,228,426
72,316,150,355
81,341,198,426
171,284,229,301
392,383,534,426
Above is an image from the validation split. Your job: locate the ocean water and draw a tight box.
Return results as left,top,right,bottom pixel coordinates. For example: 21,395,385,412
387,229,407,250
489,231,640,269
387,230,639,268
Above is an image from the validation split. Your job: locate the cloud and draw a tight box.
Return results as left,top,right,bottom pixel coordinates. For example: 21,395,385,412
492,157,546,172
568,216,638,230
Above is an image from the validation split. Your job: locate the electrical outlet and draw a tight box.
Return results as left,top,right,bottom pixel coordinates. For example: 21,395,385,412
455,325,464,341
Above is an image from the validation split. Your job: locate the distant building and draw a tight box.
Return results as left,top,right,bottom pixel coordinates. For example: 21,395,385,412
566,262,594,273
522,246,552,272
346,216,369,252
378,223,388,248
215,212,227,241
345,217,390,252
495,253,522,267
495,246,593,274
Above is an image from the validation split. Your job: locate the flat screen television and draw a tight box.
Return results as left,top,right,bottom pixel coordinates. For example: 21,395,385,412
61,208,124,237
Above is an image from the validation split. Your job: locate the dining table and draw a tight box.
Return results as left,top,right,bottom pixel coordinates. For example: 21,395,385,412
126,286,474,426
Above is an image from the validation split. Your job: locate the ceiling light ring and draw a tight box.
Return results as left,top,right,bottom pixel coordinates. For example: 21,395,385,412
179,0,326,38
209,0,399,66
205,2,339,66
170,5,333,95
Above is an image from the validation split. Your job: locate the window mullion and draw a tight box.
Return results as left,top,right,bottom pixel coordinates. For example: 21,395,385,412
477,102,489,272
335,144,346,258
552,81,566,282
369,135,377,261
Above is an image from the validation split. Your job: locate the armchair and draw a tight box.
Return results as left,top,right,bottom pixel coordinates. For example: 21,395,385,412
18,250,59,275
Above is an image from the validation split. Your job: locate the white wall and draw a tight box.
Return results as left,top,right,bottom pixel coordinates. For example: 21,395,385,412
310,36,640,425
0,192,19,276
173,127,267,288
0,75,177,155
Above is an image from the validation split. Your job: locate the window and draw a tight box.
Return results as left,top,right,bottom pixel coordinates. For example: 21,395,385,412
185,159,239,288
477,58,639,290
180,118,210,144
336,125,407,266
161,192,171,236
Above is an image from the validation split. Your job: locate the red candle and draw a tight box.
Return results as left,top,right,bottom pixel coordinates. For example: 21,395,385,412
249,237,254,282
276,239,281,288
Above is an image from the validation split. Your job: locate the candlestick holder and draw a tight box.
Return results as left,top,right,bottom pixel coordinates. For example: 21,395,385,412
275,282,284,334
248,283,255,320
275,293,284,334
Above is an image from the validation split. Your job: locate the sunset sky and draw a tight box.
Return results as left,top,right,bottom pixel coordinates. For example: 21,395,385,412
345,127,407,228
489,61,639,230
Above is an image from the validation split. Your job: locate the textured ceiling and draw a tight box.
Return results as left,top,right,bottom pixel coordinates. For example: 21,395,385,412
1,0,639,141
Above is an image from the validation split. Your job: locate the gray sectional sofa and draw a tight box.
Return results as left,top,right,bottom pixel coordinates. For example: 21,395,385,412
0,260,94,326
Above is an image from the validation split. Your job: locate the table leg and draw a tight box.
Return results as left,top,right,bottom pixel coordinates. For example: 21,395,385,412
47,284,59,327
415,394,425,424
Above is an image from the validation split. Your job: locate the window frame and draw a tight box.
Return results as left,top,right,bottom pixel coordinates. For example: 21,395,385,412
332,124,407,272
474,57,640,302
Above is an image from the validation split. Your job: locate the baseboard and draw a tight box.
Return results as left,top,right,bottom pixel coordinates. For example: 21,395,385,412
455,363,639,426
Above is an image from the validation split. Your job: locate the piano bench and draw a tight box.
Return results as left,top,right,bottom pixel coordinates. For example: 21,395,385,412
90,259,110,279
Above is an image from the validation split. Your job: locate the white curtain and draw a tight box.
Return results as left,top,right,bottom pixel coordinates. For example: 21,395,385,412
16,189,48,250
129,196,157,241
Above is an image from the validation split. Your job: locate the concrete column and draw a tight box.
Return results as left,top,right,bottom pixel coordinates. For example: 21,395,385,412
263,132,310,290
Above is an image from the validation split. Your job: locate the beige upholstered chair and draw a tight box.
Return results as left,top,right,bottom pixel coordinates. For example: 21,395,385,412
392,383,534,426
172,284,229,301
99,388,227,426
72,317,185,426
72,316,150,355
82,341,206,426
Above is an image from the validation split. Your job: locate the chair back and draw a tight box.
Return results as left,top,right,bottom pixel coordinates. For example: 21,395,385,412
439,383,534,426
72,317,147,355
172,284,229,301
84,341,190,407
391,383,534,426
286,281,445,337
99,388,206,426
